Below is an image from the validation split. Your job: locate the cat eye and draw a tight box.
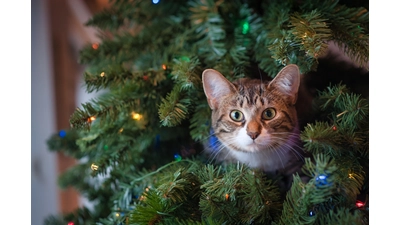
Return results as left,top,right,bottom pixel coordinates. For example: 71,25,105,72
230,110,244,122
262,108,276,120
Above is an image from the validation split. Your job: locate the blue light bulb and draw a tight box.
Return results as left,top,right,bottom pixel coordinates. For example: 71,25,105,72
315,174,329,186
59,130,67,138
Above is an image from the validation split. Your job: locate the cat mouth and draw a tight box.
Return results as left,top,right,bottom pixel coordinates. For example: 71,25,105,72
247,142,258,147
237,140,280,153
240,142,261,152
227,138,272,153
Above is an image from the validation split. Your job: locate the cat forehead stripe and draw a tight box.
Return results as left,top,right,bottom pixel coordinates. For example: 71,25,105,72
234,81,266,105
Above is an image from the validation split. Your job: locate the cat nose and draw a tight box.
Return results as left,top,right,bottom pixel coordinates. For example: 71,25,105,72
247,131,260,140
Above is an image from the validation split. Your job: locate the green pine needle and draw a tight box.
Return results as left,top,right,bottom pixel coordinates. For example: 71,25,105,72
158,86,191,127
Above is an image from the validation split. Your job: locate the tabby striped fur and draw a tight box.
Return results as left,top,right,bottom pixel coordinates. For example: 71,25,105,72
202,65,305,177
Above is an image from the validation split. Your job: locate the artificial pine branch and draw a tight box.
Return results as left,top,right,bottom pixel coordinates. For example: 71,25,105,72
84,0,158,31
189,102,211,142
45,1,369,224
299,0,340,13
254,1,291,76
289,10,331,59
156,57,204,128
300,0,369,67
69,94,134,130
278,155,348,225
84,7,126,31
335,94,368,131
129,188,176,225
46,128,82,158
301,122,343,156
199,163,281,224
70,77,167,130
158,85,191,127
317,207,366,225
121,160,283,225
327,9,369,67
83,67,166,93
228,9,253,65
189,0,226,64
317,83,349,111
160,217,225,225
302,83,368,157
79,34,146,67
126,160,202,224
170,57,202,91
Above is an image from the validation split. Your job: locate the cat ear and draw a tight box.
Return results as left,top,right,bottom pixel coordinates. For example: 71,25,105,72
268,64,300,105
202,69,236,110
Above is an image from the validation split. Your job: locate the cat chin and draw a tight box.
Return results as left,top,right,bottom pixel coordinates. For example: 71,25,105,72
241,143,260,152
228,149,291,171
226,140,266,153
235,139,275,153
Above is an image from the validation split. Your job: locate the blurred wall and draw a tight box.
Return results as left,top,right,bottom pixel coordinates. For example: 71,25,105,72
31,0,59,224
32,0,109,223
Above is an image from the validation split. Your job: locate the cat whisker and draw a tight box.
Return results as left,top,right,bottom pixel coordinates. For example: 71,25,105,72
267,135,305,162
267,145,286,169
281,143,304,162
257,67,264,96
206,145,223,164
270,131,301,138
203,135,232,165
197,130,219,143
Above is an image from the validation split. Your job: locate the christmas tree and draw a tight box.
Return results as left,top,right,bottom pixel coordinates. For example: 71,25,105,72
44,0,369,224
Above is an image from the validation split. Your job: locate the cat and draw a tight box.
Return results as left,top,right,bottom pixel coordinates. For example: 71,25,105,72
202,64,309,191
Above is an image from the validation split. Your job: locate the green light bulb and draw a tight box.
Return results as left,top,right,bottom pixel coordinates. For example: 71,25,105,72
242,21,250,34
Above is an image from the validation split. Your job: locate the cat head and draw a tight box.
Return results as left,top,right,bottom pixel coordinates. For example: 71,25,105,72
202,65,300,156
